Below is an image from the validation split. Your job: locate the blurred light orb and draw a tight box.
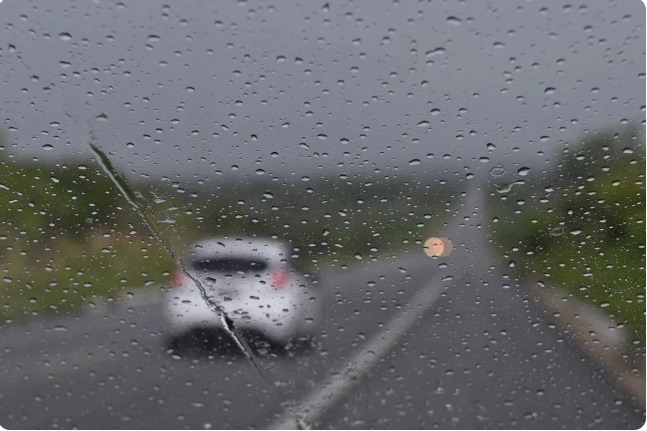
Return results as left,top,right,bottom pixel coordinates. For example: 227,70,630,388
424,237,453,257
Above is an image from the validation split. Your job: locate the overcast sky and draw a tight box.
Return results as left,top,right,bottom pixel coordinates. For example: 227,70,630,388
0,0,644,184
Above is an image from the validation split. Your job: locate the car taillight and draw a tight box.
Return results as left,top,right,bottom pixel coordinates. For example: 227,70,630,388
170,268,188,287
271,270,289,289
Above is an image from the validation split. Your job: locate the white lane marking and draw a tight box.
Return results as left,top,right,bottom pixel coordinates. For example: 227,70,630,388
269,275,450,429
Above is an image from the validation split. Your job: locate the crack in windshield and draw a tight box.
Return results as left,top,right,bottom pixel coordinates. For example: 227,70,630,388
88,135,274,386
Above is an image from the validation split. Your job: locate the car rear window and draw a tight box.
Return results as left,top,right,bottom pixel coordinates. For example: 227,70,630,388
192,258,268,273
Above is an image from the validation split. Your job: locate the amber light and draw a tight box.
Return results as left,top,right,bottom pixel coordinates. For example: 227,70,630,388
423,237,453,257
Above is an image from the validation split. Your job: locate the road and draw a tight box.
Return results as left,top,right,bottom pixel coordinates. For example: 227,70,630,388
0,184,644,429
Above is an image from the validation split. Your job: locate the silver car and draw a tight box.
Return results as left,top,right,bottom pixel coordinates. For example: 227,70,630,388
163,237,321,351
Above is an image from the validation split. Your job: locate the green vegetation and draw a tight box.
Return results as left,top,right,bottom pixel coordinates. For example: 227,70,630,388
0,155,173,322
0,148,458,324
488,127,645,353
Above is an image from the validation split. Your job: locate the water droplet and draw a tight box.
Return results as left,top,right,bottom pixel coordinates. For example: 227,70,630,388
409,159,421,166
417,121,430,127
425,47,446,57
496,183,513,193
59,32,72,41
517,167,530,176
550,226,564,236
490,166,505,177
96,113,108,121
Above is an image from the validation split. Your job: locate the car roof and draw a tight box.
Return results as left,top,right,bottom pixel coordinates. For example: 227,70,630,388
187,236,290,261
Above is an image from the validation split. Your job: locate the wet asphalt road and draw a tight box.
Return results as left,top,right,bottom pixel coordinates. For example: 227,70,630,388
0,186,644,429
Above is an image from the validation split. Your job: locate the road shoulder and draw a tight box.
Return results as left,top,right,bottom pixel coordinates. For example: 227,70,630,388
526,280,645,409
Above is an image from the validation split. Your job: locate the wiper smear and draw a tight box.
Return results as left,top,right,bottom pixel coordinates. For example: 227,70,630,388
88,138,271,384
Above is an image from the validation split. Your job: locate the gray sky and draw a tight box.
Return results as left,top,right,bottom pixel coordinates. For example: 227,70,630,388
0,0,644,184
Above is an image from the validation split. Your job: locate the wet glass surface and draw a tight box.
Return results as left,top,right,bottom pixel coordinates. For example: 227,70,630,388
0,0,644,428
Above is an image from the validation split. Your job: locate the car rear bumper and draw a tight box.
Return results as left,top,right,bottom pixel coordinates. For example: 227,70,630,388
163,293,310,343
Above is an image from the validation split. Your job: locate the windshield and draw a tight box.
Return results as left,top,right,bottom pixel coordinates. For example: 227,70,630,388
0,0,644,429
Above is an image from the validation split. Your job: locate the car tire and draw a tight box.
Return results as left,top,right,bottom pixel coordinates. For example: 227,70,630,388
164,334,183,353
289,334,319,354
